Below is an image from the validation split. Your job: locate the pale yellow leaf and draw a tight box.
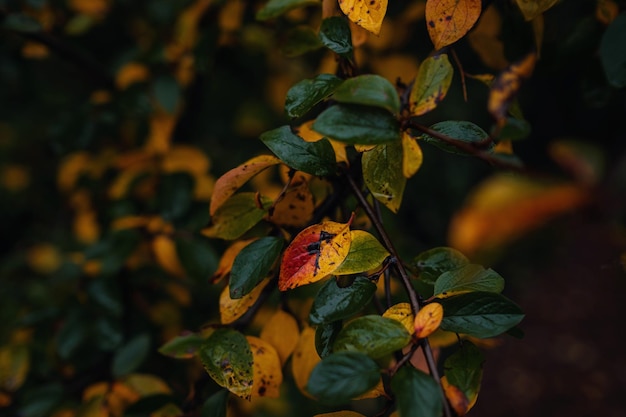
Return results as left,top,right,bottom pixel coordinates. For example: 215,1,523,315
383,303,414,334
220,279,270,324
260,309,300,365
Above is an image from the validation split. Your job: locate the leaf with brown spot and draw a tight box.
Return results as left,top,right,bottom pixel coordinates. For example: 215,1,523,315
410,54,454,116
382,303,414,334
246,336,283,398
220,279,270,324
268,176,315,227
338,0,388,36
278,217,353,291
414,302,444,338
426,0,481,50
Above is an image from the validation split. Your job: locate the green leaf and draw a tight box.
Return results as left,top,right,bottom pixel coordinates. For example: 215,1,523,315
112,333,151,378
315,321,342,358
306,351,380,405
256,0,320,20
159,333,206,359
438,292,525,338
391,366,443,417
158,172,194,221
419,121,493,155
199,329,253,400
203,193,271,240
230,236,284,299
285,74,343,119
444,341,484,404
362,141,406,213
56,310,88,360
260,125,336,176
282,26,324,57
410,53,454,116
434,264,504,297
153,75,180,113
333,74,400,114
87,277,123,317
333,230,390,275
19,383,64,417
201,390,229,417
176,235,219,282
1,13,42,33
333,315,411,358
313,104,401,145
309,277,377,324
319,17,353,58
600,14,626,88
93,316,123,351
413,247,469,285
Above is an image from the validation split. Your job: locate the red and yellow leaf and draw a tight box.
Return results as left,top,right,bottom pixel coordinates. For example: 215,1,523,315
260,309,300,366
338,0,388,36
278,217,353,291
442,375,474,415
210,155,281,216
425,0,481,50
413,302,444,338
220,279,270,324
246,336,283,398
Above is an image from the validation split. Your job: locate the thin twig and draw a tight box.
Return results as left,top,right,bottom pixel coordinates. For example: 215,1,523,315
451,48,468,102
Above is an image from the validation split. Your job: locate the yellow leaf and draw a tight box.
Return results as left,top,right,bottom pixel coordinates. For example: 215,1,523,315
291,327,320,398
152,235,186,278
161,145,211,176
297,121,349,165
220,280,270,324
69,0,110,17
21,42,49,59
278,217,353,291
426,0,481,50
246,336,283,398
0,344,29,391
210,155,281,216
26,244,62,274
115,62,149,90
401,133,423,178
596,0,619,25
122,374,172,397
467,5,508,71
73,209,100,244
383,303,414,334
145,111,177,155
211,239,257,283
57,151,92,192
268,177,315,228
414,303,444,338
338,0,388,36
260,310,300,366
315,412,368,417
1,164,30,191
352,377,387,400
514,0,559,21
150,403,183,417
442,375,478,415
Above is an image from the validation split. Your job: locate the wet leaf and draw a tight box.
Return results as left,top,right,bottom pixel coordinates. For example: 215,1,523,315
210,155,281,216
313,104,401,145
419,120,492,156
158,333,206,359
220,279,270,324
426,0,481,50
514,0,559,20
256,0,320,20
260,126,336,177
319,17,353,58
246,336,283,398
391,366,443,417
434,264,504,298
199,329,253,400
402,133,423,178
410,54,454,116
338,0,388,35
413,246,469,285
332,74,400,114
291,327,321,397
307,351,380,405
260,309,300,365
414,303,443,338
437,292,524,338
333,315,411,358
600,14,626,88
203,193,271,240
332,230,389,275
285,74,343,119
362,141,406,213
309,276,377,324
279,218,353,291
443,341,484,415
382,303,414,334
230,237,283,299
315,321,342,358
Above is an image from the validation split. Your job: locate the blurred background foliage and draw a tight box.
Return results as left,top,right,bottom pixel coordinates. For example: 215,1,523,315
0,0,625,416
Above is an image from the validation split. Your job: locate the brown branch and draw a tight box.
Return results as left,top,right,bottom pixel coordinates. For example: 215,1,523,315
451,48,468,102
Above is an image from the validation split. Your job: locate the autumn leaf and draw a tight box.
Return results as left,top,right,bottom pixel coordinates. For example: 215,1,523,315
382,303,414,334
331,230,389,275
246,336,283,398
414,302,444,338
268,176,315,227
220,279,270,324
425,0,481,50
410,54,454,116
514,0,559,21
260,309,300,365
401,133,423,178
362,141,406,213
291,327,320,398
338,0,388,36
278,217,353,291
210,239,256,283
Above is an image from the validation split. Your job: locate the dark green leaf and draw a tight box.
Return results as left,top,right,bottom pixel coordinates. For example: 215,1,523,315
391,366,443,417
309,277,377,324
19,383,64,417
434,264,505,297
92,316,123,351
307,351,380,405
315,321,342,358
260,125,336,176
333,74,400,114
202,390,229,417
87,277,122,317
176,235,219,282
256,0,320,20
414,246,469,285
319,17,353,58
333,315,411,358
230,236,284,299
198,329,253,399
203,193,271,240
444,341,484,403
419,121,493,155
362,141,406,213
282,26,324,57
112,333,151,378
1,13,42,33
313,104,401,144
153,75,180,113
438,292,525,338
158,172,194,221
285,74,343,119
56,310,88,360
600,14,626,88
159,333,206,358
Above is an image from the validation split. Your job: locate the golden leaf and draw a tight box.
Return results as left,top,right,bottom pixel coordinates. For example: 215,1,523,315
268,177,315,228
211,239,257,283
220,280,270,324
383,303,414,334
401,133,423,178
260,309,300,366
246,336,283,398
338,0,388,36
514,0,559,21
414,302,444,338
426,0,481,50
152,235,186,279
291,327,320,398
115,62,149,90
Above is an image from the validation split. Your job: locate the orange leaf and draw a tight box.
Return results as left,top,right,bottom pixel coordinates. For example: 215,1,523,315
413,302,444,338
152,235,186,278
278,216,354,291
441,376,470,415
425,0,481,50
268,175,315,228
210,155,281,216
339,0,388,36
